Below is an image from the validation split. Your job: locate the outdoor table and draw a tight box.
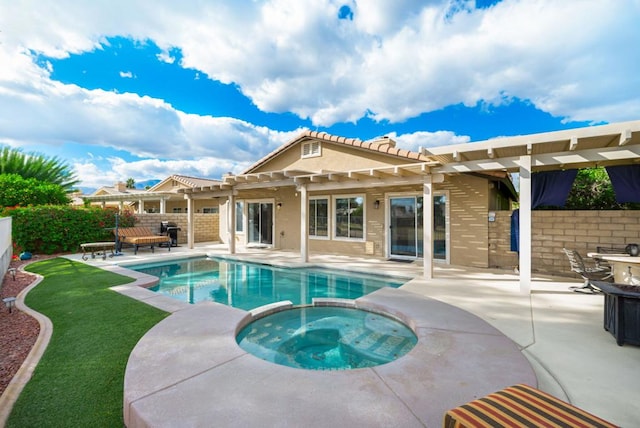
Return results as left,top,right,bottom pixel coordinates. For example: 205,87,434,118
588,253,640,285
81,242,116,261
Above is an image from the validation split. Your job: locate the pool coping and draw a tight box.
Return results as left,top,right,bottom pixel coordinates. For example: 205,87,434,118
122,286,537,427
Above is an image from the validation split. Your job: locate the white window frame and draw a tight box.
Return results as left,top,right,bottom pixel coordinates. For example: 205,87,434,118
301,141,321,158
333,194,365,241
309,196,330,240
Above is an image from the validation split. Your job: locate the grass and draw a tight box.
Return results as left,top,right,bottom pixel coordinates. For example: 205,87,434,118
7,258,168,427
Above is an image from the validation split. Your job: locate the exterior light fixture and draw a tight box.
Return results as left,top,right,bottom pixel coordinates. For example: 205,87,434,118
374,200,380,210
3,297,16,313
277,202,282,210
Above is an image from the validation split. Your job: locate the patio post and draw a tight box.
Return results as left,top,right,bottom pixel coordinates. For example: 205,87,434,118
160,197,166,214
187,194,194,249
423,176,433,279
300,184,308,263
519,155,532,294
228,194,236,254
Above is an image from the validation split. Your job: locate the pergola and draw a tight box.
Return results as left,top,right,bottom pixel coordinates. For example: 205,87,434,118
83,192,178,214
180,120,640,293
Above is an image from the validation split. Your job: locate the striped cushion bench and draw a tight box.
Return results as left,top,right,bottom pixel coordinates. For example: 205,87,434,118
443,384,618,428
115,227,171,255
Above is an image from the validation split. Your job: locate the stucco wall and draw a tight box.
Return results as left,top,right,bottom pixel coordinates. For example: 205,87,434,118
1,217,12,284
489,210,640,277
252,141,412,173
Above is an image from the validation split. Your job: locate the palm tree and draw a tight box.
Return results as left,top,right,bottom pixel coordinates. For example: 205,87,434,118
0,146,78,191
126,177,136,189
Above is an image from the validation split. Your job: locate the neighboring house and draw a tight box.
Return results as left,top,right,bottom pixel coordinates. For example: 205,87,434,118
87,181,150,212
85,175,222,214
181,130,516,270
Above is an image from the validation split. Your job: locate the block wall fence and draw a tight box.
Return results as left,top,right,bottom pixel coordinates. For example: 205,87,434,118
135,213,219,244
490,210,640,278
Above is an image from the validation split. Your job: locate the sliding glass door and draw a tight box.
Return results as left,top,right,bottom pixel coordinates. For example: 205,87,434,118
247,202,273,246
389,196,423,258
388,193,448,261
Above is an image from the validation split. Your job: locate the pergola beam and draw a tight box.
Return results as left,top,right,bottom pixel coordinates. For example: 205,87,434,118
433,144,640,174
620,129,632,146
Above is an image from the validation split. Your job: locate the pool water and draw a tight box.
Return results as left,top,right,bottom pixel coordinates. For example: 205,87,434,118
236,306,417,370
128,257,405,310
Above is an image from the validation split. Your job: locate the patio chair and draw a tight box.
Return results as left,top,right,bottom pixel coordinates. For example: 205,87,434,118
562,248,613,293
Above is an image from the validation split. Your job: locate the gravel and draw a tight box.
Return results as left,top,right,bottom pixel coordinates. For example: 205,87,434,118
0,257,51,396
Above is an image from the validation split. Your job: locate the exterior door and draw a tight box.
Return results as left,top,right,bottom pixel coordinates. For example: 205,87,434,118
389,196,423,258
388,194,448,261
247,202,273,246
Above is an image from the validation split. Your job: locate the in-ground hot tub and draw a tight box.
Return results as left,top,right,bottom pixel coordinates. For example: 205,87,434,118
236,302,417,370
123,287,537,427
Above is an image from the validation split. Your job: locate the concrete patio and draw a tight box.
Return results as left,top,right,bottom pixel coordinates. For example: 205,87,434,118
70,243,639,426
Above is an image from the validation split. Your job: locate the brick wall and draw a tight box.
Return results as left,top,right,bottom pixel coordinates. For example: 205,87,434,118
489,210,640,277
134,213,219,244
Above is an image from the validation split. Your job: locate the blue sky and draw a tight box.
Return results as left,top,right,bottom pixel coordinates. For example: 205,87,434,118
1,1,639,192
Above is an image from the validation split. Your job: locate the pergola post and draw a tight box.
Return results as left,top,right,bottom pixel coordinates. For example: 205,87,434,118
299,184,309,263
519,155,532,294
228,194,236,255
187,195,194,249
423,176,433,279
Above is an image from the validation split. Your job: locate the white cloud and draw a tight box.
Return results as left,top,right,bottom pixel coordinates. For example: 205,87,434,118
390,130,470,152
1,0,639,188
119,71,134,78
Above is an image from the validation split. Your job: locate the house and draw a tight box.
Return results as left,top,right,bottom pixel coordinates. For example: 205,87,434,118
86,175,222,214
178,122,640,292
79,121,640,292
181,130,516,271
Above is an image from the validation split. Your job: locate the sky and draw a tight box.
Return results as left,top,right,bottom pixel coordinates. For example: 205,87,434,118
1,0,639,193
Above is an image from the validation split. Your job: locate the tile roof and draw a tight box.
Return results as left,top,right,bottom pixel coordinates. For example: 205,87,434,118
242,129,430,174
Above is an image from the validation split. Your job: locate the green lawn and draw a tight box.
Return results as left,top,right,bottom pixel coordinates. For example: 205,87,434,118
7,258,168,427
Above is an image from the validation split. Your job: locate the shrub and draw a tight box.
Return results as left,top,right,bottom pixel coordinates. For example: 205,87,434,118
1,206,137,254
0,173,70,206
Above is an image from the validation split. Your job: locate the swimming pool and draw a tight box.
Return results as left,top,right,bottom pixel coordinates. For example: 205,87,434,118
128,257,406,310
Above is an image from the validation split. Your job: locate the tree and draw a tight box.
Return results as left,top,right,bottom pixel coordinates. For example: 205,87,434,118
0,146,78,192
564,167,640,210
0,173,70,206
126,177,136,189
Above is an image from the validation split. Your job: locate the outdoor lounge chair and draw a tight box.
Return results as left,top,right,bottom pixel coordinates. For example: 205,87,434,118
563,248,613,293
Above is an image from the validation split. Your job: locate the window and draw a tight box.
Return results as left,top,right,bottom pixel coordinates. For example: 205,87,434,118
309,198,328,238
301,141,321,158
334,196,364,239
172,207,182,213
235,201,244,233
202,207,219,214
